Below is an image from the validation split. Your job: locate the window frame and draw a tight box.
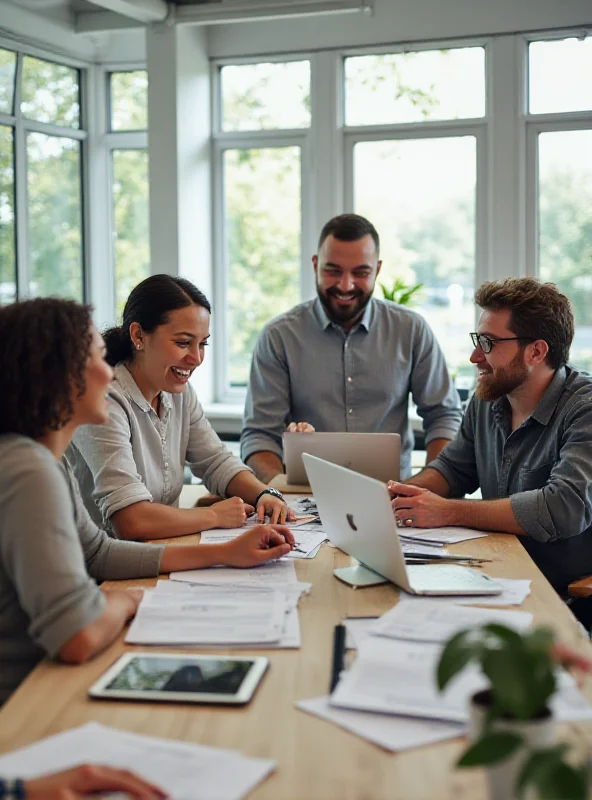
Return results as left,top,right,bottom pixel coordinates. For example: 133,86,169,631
211,55,313,403
0,37,89,304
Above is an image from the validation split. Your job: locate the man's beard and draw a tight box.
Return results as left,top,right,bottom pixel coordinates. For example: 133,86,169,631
317,285,372,326
475,350,529,401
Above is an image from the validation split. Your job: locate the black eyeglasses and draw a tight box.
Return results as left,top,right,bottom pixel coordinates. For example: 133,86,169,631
470,332,535,354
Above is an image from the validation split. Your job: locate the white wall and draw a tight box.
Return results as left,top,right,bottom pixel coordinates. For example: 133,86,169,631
208,0,592,58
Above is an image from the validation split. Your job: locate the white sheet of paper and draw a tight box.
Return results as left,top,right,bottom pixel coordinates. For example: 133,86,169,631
399,527,488,545
330,636,592,725
169,559,298,588
0,722,275,800
286,530,327,559
398,578,532,607
343,617,378,650
125,588,286,645
401,542,450,557
371,598,533,643
296,696,465,752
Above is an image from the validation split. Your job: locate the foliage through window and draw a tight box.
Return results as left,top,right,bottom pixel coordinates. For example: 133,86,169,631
0,48,16,115
0,126,15,304
345,47,485,126
110,71,148,131
21,55,80,128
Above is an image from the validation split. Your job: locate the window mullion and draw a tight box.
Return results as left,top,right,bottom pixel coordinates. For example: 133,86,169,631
13,53,29,300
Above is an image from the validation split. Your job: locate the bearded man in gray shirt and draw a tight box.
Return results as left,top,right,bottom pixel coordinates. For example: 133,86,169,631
241,214,462,483
390,277,592,604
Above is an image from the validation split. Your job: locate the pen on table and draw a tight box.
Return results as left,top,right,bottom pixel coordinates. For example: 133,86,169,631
404,553,493,563
329,623,346,693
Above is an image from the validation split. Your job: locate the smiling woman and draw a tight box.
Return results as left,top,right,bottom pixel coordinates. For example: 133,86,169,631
67,274,293,541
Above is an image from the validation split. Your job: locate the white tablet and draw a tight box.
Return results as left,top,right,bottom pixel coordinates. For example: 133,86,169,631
89,653,269,705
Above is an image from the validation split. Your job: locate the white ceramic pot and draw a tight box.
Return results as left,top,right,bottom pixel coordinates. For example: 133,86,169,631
468,690,555,800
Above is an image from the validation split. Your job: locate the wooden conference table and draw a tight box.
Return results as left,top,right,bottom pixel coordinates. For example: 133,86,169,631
1,502,592,798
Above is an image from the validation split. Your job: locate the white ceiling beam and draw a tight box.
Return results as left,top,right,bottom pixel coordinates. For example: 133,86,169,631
74,10,144,33
175,0,373,26
75,0,372,33
83,0,167,23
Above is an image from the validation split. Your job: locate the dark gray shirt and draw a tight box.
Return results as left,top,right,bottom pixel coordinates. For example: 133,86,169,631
0,435,163,704
429,365,592,594
241,298,462,478
69,364,249,534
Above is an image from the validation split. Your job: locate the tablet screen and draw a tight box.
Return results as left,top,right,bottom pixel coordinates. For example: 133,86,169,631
106,656,255,695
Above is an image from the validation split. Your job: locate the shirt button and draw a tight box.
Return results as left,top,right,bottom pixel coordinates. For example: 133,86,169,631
348,408,353,414
347,376,352,383
164,462,169,469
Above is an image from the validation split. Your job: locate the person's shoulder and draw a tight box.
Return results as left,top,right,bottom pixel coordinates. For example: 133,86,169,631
260,300,316,337
372,299,434,337
562,365,592,410
0,434,65,494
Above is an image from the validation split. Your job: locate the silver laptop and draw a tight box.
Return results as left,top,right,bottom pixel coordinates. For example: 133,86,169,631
302,454,503,596
283,432,400,486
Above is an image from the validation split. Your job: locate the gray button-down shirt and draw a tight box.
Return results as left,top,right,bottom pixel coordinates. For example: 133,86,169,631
429,365,592,594
241,298,462,477
68,364,249,535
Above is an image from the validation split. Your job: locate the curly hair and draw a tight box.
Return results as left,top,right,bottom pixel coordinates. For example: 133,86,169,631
474,278,574,369
0,298,93,439
103,274,212,367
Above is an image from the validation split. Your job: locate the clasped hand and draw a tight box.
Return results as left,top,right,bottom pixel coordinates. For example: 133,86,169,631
388,481,450,528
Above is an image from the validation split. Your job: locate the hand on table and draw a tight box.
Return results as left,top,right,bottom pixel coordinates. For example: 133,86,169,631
224,525,295,567
24,764,167,799
256,494,294,524
286,422,315,433
211,497,254,528
388,481,451,528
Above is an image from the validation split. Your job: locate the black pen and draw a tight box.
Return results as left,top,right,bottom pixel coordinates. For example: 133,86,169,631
329,624,346,693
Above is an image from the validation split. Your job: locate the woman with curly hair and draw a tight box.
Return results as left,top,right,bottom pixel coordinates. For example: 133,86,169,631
0,298,293,704
67,275,292,541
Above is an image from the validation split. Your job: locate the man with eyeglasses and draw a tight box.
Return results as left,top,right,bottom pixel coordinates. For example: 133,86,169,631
389,277,592,606
241,214,462,484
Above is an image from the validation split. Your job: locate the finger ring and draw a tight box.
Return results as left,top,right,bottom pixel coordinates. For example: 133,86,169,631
404,517,413,527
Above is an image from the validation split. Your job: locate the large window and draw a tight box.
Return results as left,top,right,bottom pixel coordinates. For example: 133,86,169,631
528,37,592,370
214,60,310,394
108,71,149,317
0,48,85,303
346,46,484,384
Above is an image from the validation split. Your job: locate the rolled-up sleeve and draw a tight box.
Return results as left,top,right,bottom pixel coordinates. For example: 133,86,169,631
410,318,462,444
186,388,250,496
428,397,480,497
241,326,289,463
1,458,106,658
74,397,153,522
510,401,592,543
63,458,163,581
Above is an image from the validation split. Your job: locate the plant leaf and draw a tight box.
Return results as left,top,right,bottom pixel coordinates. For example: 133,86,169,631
517,746,570,798
436,629,479,690
457,731,523,767
531,761,587,800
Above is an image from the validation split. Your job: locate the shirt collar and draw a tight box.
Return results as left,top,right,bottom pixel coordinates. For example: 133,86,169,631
114,363,172,415
531,366,567,425
490,365,567,428
312,296,374,332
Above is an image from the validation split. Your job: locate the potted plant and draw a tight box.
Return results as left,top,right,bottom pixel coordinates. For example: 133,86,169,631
437,624,589,800
379,277,423,306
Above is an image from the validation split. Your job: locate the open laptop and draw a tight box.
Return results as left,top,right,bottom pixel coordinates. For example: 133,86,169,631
302,454,503,596
283,432,400,486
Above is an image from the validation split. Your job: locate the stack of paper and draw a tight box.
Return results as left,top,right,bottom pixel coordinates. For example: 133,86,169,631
399,526,488,546
0,722,274,800
125,583,287,646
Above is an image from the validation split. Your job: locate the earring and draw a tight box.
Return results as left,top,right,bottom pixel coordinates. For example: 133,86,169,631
136,344,143,351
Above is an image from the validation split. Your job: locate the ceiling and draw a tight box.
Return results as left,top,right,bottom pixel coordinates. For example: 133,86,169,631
6,0,369,33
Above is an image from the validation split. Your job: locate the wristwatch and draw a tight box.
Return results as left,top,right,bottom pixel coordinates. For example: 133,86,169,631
255,487,286,505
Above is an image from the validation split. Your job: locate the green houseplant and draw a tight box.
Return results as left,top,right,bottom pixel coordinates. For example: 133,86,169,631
437,624,589,800
379,277,423,306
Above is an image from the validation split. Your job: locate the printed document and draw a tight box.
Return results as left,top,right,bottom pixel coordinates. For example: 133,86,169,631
297,696,464,752
370,598,533,643
169,559,298,588
0,722,275,800
399,527,488,545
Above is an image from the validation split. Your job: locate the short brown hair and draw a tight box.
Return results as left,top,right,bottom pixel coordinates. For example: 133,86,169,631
474,278,574,369
0,298,93,439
